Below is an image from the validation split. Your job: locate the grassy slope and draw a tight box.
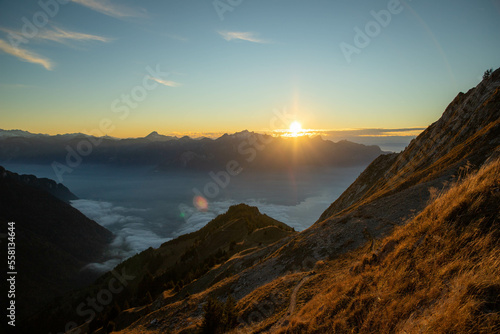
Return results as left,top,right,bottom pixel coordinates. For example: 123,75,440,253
276,158,499,333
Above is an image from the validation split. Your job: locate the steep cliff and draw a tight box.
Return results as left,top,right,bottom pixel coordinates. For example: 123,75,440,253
320,68,500,221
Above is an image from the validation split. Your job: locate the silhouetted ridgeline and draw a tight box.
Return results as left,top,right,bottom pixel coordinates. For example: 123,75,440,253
0,166,77,202
0,130,383,172
0,167,112,322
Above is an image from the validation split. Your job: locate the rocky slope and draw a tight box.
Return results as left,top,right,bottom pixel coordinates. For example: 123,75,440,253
320,67,500,220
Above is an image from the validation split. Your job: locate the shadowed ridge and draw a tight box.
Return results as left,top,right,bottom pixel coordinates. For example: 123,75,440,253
0,167,112,323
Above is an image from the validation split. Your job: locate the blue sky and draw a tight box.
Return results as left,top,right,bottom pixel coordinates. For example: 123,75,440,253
0,0,499,138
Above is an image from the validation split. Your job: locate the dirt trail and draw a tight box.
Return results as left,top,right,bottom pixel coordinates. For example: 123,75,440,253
268,273,313,332
287,275,312,315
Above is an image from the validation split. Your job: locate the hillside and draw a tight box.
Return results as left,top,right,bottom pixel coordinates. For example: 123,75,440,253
0,167,113,322
29,204,296,334
96,162,500,334
275,156,499,333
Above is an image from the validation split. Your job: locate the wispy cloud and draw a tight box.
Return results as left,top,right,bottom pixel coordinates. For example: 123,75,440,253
1,26,111,45
218,31,271,44
149,76,182,87
70,0,147,18
0,39,52,70
0,25,110,70
38,26,111,44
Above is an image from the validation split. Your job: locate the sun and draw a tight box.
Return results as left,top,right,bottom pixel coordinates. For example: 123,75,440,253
289,121,302,136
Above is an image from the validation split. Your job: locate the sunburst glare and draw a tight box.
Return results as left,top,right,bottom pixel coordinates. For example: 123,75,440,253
289,121,302,136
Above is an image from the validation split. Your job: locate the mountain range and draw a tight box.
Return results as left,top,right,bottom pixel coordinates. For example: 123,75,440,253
5,67,500,333
0,129,383,174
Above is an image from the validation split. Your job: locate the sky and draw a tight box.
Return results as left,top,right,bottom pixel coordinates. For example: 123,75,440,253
0,0,499,138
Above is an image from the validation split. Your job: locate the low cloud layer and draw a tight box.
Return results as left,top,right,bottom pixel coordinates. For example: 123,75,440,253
72,190,339,273
173,187,349,238
67,165,363,274
72,199,171,272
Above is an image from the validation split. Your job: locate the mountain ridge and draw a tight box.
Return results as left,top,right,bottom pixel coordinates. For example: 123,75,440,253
319,67,500,221
0,166,78,203
0,130,383,174
0,167,113,323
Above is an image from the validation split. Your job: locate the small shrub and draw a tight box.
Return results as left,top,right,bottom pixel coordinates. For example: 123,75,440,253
483,68,493,80
201,295,238,334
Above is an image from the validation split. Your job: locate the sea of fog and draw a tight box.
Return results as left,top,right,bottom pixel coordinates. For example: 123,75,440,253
3,163,365,271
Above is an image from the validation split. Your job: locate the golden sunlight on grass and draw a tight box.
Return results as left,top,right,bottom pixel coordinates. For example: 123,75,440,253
276,158,500,333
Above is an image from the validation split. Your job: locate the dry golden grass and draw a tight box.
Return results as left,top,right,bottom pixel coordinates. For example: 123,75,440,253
277,158,500,334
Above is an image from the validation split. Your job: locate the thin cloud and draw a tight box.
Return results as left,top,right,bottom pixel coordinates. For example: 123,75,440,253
218,31,271,44
149,76,182,87
38,26,111,44
70,0,147,18
1,26,111,45
0,39,52,70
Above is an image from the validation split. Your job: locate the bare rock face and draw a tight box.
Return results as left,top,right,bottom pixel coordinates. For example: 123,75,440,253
320,68,500,221
386,67,500,183
318,153,399,221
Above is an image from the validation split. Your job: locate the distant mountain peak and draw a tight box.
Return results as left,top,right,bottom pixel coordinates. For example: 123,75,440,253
147,131,160,136
144,131,176,142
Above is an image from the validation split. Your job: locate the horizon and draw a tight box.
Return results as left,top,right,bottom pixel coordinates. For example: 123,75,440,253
1,1,499,137
0,126,425,152
0,126,425,139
